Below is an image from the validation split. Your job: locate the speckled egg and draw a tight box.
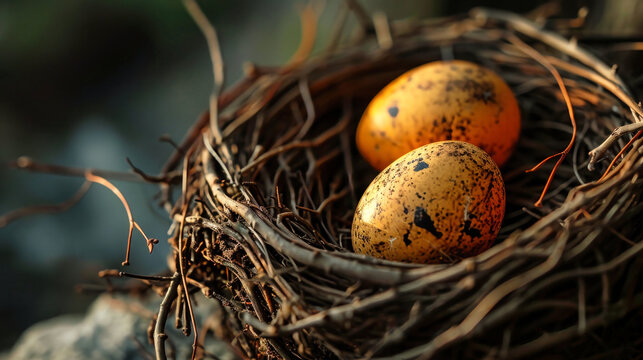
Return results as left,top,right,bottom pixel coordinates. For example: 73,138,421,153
351,141,505,264
356,60,521,170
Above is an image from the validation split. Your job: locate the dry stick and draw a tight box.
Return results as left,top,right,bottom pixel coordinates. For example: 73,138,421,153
183,0,224,145
284,2,318,69
294,78,316,140
126,157,181,184
158,134,182,152
598,130,643,182
591,123,643,171
544,56,643,120
471,8,627,92
572,120,591,185
97,269,175,283
342,0,374,33
0,180,91,228
202,132,233,183
222,78,284,139
388,235,568,360
340,130,357,203
316,188,349,213
509,34,577,208
176,150,199,360
154,273,181,360
84,171,157,266
5,158,165,255
9,156,144,182
161,111,208,176
373,11,393,50
240,113,351,175
542,56,643,169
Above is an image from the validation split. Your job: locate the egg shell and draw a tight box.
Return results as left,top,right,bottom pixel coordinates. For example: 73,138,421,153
351,141,505,264
356,60,521,170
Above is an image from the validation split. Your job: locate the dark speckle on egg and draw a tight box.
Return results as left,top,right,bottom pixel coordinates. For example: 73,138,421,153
414,161,429,172
413,207,442,239
402,229,412,246
463,218,482,238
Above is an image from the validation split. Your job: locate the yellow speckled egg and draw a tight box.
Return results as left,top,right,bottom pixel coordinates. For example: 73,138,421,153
356,60,521,170
351,141,505,264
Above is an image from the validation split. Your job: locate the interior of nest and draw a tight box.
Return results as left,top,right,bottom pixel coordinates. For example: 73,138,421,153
199,31,629,264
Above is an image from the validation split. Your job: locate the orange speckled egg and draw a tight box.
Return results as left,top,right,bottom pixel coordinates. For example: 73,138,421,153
351,141,505,264
356,60,521,170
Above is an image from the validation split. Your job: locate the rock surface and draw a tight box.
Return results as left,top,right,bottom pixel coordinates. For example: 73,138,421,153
5,293,236,360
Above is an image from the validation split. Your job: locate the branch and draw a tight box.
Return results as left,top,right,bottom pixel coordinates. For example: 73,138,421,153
342,0,374,34
589,124,643,172
0,180,91,228
508,34,577,207
84,171,158,266
154,273,181,360
183,0,225,145
9,156,143,182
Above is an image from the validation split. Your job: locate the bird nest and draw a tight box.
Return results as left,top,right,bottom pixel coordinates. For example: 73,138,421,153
154,5,643,360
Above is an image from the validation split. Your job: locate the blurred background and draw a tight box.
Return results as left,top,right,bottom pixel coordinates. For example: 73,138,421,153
0,0,640,352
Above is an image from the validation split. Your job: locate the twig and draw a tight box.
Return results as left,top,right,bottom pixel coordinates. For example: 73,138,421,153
284,2,319,69
543,56,643,120
373,12,393,49
98,269,175,282
126,157,181,184
84,171,158,266
342,0,374,34
176,149,199,360
0,180,91,228
591,126,643,172
154,273,181,360
393,235,568,360
509,34,577,207
294,78,315,140
240,112,351,175
9,156,143,182
202,133,233,183
471,8,627,88
183,0,225,145
160,111,209,176
597,130,642,181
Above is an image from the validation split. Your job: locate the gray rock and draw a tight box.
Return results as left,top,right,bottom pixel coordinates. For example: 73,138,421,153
6,293,236,360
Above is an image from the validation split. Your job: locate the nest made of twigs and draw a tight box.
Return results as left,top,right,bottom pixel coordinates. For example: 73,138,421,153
159,5,643,360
